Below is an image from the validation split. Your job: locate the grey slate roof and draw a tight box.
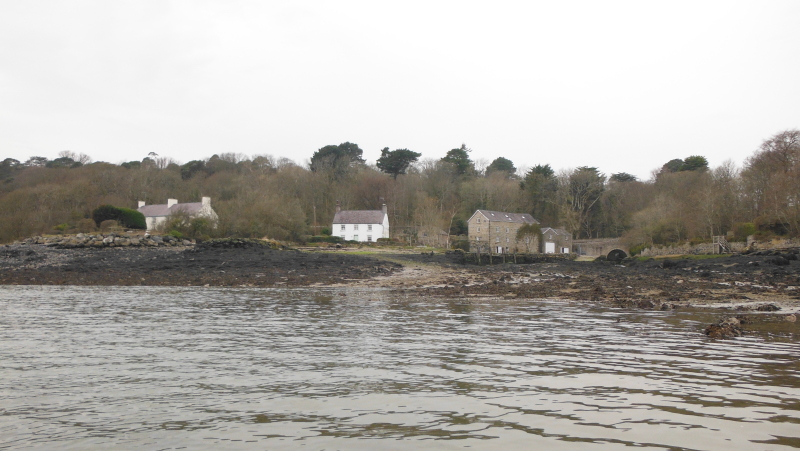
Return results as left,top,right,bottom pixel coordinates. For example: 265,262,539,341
474,210,539,224
332,210,386,224
138,202,203,217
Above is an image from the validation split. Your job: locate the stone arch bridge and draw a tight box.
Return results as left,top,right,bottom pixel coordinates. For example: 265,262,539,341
572,238,629,260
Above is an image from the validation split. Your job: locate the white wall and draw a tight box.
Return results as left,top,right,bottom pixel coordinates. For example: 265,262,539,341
333,223,384,242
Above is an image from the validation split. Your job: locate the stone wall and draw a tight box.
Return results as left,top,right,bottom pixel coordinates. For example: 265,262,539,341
17,233,194,249
637,238,800,257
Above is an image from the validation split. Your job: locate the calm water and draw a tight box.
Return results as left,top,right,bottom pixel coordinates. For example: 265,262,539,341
0,286,799,450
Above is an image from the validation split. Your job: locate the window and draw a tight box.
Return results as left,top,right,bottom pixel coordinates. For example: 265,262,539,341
367,225,372,231
341,235,345,240
476,236,480,241
367,235,372,242
353,235,359,241
506,237,509,243
477,227,481,232
506,227,509,233
495,227,499,233
354,224,359,231
340,225,345,231
495,237,500,243
477,218,481,223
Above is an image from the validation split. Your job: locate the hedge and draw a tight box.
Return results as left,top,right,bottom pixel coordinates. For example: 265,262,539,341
91,205,146,229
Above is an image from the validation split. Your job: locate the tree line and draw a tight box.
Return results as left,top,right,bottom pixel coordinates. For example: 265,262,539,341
1,130,798,248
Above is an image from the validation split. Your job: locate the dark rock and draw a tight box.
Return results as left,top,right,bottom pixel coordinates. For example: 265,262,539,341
768,256,790,266
756,303,781,311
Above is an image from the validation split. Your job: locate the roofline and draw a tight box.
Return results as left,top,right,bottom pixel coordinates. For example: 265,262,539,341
467,210,488,222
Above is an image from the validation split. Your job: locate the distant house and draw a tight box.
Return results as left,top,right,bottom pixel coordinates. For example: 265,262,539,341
541,227,571,254
332,202,389,242
468,210,540,254
137,197,219,231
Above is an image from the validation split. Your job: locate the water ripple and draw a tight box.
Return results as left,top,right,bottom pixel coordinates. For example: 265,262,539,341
1,286,798,450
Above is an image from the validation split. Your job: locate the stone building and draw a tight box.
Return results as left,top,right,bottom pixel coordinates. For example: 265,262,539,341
467,210,540,254
541,227,571,254
332,202,390,242
137,197,218,231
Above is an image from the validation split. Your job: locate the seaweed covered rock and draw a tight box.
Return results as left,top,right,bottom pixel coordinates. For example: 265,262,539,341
195,238,288,250
704,316,745,339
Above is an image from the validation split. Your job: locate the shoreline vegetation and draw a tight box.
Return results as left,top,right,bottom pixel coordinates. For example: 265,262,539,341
2,130,800,254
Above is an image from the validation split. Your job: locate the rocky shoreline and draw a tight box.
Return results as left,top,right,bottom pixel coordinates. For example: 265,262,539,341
19,232,194,248
2,240,799,339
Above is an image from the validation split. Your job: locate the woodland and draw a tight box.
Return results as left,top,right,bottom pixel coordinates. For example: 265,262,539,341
0,129,798,249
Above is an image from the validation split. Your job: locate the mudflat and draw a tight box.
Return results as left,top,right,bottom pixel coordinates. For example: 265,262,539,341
2,242,799,314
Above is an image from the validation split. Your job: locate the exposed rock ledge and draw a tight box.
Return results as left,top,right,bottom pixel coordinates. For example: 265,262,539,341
17,233,194,249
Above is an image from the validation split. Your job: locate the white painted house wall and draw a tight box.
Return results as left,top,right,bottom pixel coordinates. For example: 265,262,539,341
333,216,389,242
331,203,390,242
138,197,218,231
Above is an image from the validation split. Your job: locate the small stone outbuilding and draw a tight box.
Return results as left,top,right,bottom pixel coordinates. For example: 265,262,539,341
541,227,571,254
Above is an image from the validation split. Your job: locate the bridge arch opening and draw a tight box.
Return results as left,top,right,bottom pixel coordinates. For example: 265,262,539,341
607,249,628,261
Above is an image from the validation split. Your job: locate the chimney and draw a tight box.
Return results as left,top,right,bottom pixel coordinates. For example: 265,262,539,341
138,201,145,208
335,200,341,213
202,196,211,207
167,198,178,208
382,202,387,215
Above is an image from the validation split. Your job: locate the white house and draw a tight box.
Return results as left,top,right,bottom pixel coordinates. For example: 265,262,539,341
332,202,389,242
137,197,219,231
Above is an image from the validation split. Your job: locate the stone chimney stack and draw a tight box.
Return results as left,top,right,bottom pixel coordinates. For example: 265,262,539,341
381,198,387,215
335,200,341,213
202,196,211,207
138,201,145,208
167,198,178,208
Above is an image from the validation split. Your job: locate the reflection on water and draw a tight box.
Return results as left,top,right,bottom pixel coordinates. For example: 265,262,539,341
0,286,798,450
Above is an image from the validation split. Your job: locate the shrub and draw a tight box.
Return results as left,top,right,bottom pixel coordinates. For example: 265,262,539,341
53,223,69,233
91,205,146,229
159,211,215,241
320,228,331,236
92,205,120,226
100,219,119,231
308,235,343,243
76,218,97,233
118,208,146,229
169,230,184,240
451,239,470,251
733,222,756,241
629,243,648,256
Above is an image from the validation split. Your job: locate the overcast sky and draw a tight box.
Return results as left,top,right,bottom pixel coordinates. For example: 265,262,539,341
1,1,798,180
